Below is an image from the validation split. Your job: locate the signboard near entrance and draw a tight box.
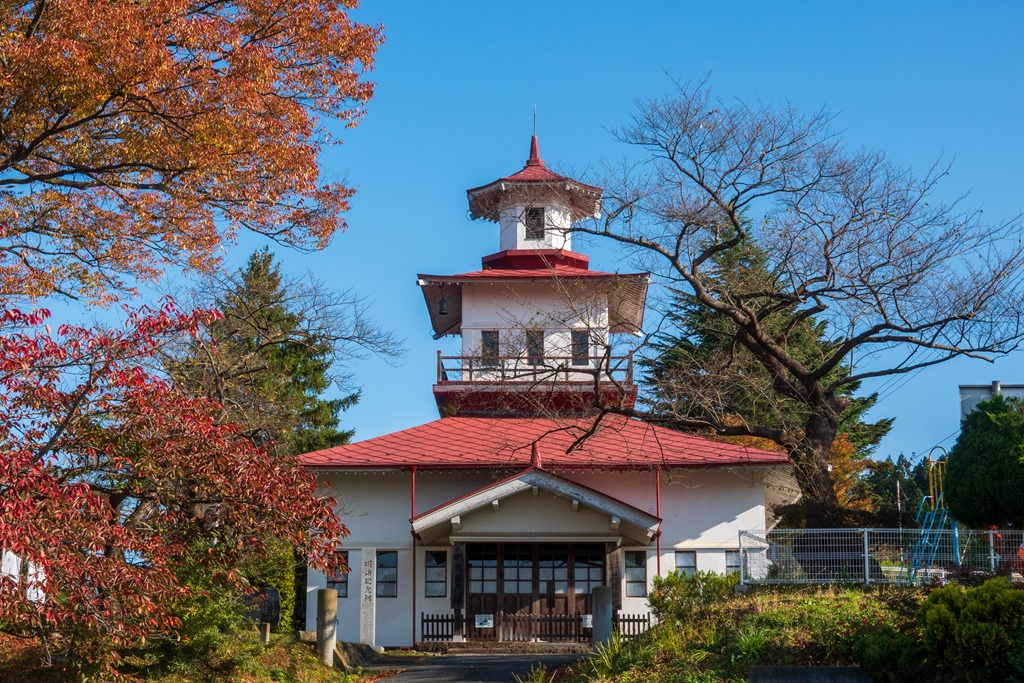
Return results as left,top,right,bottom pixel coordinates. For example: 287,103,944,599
474,614,494,629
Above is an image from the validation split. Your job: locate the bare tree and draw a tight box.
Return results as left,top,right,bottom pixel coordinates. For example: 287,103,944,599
575,80,1024,523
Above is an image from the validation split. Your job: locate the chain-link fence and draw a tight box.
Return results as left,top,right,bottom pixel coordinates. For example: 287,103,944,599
739,528,1024,585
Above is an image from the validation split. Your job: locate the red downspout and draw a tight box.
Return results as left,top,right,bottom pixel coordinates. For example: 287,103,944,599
656,467,662,576
410,467,417,646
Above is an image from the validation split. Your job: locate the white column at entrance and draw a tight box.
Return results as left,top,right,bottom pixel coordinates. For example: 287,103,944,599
360,549,376,648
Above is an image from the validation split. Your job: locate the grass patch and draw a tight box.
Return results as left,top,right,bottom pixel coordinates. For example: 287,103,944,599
553,584,924,682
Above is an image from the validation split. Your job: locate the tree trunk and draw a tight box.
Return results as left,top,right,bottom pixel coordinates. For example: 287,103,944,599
790,412,843,526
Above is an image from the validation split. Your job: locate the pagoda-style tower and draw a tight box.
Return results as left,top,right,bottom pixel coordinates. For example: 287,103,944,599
418,137,649,417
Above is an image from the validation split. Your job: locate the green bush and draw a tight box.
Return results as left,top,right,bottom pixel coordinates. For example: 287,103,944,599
920,577,1024,682
648,570,739,622
854,577,1024,683
853,626,931,683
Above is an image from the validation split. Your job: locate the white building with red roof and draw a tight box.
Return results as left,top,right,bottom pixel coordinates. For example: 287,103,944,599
300,137,796,648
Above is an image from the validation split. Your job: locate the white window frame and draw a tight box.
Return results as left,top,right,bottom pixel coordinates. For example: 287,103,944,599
675,550,696,578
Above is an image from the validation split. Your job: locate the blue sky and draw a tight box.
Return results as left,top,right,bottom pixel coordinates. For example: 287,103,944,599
218,2,1024,462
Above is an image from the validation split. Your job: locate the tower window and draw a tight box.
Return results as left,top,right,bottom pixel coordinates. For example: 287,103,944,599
481,330,500,365
571,330,589,365
525,207,545,240
526,330,544,365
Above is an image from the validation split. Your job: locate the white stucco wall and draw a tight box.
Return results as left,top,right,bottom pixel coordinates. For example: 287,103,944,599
459,281,611,382
455,489,620,539
307,466,768,646
498,200,572,251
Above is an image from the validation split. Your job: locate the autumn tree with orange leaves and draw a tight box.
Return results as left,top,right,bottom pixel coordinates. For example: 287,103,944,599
0,1,381,676
0,0,382,302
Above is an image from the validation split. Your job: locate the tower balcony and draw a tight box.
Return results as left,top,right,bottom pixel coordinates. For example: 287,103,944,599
432,350,637,417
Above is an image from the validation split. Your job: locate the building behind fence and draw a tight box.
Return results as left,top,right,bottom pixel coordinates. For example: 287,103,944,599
739,528,1024,585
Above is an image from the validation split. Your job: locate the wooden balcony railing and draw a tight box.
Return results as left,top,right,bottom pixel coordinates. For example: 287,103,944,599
436,351,634,385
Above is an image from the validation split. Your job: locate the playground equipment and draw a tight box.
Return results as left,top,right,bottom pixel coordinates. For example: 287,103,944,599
899,447,962,584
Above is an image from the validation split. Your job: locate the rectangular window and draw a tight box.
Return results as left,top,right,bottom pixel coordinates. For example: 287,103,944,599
571,545,604,595
539,544,569,595
571,330,589,366
675,551,696,578
502,543,533,594
624,551,647,597
526,330,544,365
725,550,741,575
377,551,398,598
326,550,349,598
525,207,545,240
425,551,447,597
481,329,500,365
468,544,498,594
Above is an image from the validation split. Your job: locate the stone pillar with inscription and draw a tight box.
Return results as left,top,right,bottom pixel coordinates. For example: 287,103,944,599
359,549,376,648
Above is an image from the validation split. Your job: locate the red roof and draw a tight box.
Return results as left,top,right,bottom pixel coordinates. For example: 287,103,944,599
466,136,602,222
482,249,590,270
300,415,789,470
418,265,640,282
418,249,648,284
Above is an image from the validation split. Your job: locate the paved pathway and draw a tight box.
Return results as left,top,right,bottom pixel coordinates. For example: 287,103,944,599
379,653,586,682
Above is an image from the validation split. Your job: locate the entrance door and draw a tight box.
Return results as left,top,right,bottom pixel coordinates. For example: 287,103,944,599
466,544,498,640
463,542,605,640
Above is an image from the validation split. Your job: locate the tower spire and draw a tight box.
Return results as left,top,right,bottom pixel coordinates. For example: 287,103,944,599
527,105,544,167
527,133,543,168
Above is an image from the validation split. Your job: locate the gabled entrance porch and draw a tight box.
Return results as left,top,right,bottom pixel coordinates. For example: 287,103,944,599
410,467,660,643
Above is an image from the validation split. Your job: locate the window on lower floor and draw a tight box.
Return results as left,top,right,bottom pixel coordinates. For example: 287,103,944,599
539,544,569,595
572,545,604,595
326,550,349,598
675,550,696,578
425,551,447,597
503,543,533,594
377,551,398,598
468,544,498,594
725,550,741,575
624,551,647,597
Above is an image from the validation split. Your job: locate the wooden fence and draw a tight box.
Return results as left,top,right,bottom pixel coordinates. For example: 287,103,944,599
613,612,651,638
420,611,651,643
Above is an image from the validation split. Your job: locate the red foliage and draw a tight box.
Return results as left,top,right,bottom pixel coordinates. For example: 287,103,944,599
0,302,346,672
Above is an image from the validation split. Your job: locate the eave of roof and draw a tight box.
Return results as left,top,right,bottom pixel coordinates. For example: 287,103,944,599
417,268,649,338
